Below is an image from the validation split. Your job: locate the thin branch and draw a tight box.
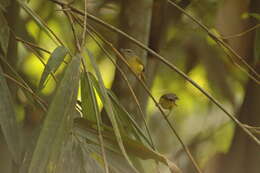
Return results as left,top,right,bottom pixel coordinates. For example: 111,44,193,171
0,50,48,111
221,24,260,39
80,0,88,50
15,36,51,54
214,40,260,85
21,41,58,85
1,73,47,111
243,124,260,134
62,8,81,52
19,0,64,47
167,0,260,83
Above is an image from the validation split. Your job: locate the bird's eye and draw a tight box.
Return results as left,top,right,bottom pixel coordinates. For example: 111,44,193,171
124,49,132,53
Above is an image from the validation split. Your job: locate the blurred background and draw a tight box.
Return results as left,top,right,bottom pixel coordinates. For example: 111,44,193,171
0,0,260,173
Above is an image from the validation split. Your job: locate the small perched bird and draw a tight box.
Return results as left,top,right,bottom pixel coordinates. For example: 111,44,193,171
120,49,145,79
159,93,179,110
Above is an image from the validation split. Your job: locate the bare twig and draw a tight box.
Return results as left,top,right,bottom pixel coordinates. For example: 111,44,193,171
221,24,260,39
15,36,51,54
80,0,88,50
1,72,47,111
167,0,260,84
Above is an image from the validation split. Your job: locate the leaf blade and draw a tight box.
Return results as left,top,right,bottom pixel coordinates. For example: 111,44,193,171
80,72,98,122
28,55,81,173
38,46,68,89
0,66,21,163
86,48,140,173
74,118,181,172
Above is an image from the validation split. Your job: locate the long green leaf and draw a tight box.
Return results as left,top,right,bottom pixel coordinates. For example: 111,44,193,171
81,70,110,172
80,72,98,122
0,65,21,163
28,55,81,173
86,48,140,173
85,73,152,147
74,118,181,173
38,46,68,90
81,141,134,173
83,55,154,172
0,11,9,56
108,90,153,146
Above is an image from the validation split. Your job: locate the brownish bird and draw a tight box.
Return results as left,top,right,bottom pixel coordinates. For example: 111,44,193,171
159,93,179,110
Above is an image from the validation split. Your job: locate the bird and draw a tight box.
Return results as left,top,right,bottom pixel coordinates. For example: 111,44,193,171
159,93,179,110
120,48,145,79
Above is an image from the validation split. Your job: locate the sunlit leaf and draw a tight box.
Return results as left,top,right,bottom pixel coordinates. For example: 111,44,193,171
28,55,81,173
0,66,21,163
38,46,68,90
0,11,9,56
81,71,99,122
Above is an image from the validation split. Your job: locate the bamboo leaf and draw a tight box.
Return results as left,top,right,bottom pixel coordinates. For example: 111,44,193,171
81,141,134,173
55,136,85,173
85,74,152,147
81,70,109,172
38,46,68,89
107,90,153,146
28,55,81,173
80,72,99,122
74,118,181,173
0,65,21,163
0,11,9,56
85,48,140,173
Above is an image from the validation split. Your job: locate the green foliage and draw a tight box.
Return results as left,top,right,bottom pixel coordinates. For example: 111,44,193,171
80,71,99,122
1,0,260,173
0,66,21,163
38,46,68,90
29,56,81,173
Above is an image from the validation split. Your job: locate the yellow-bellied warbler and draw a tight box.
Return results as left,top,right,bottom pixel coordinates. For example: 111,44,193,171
159,93,179,110
120,48,145,79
